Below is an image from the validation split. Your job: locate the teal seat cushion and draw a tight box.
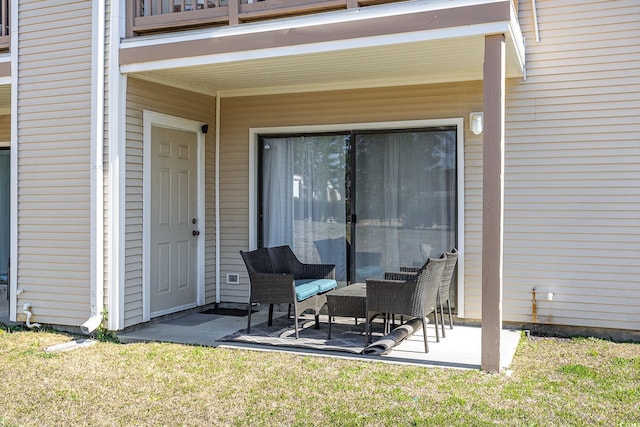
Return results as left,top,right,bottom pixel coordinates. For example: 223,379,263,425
294,280,320,301
294,279,338,301
314,279,338,293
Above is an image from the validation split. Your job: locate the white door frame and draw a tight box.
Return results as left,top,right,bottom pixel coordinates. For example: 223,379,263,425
143,110,206,321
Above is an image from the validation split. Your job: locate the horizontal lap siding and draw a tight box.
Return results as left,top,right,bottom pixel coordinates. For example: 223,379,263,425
16,0,93,326
220,82,483,303
124,78,215,327
498,0,640,329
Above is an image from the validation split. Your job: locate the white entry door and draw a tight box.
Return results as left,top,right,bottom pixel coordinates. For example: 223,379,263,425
149,125,199,316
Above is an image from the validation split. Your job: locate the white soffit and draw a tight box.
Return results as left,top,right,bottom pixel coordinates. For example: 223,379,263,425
130,36,482,96
129,33,523,97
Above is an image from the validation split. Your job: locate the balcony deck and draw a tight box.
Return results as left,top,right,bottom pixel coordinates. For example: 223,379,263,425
130,0,518,36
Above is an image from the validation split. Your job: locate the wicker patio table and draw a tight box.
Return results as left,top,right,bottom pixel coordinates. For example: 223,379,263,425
326,282,367,340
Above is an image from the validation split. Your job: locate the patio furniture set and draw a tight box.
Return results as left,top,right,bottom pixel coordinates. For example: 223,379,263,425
239,245,458,352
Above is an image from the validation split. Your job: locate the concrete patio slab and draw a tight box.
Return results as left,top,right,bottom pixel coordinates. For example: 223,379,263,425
118,309,521,370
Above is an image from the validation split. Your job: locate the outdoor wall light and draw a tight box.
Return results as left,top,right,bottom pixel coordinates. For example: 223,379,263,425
469,112,484,135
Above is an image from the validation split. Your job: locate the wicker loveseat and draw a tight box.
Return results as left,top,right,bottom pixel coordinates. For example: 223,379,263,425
240,245,337,339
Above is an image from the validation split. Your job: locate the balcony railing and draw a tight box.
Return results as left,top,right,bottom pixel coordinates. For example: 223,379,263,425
0,0,9,51
128,0,409,36
129,0,519,38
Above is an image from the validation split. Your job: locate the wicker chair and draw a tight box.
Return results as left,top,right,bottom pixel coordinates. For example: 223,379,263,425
365,256,446,353
239,245,336,339
399,248,459,339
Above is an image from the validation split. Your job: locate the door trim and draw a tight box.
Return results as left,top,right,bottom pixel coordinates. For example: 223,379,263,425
248,118,465,316
143,110,206,321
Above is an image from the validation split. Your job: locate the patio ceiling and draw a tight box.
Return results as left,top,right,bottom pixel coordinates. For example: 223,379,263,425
126,33,524,97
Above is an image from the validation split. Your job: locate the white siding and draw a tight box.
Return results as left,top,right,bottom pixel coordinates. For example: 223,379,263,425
495,0,640,330
16,0,93,326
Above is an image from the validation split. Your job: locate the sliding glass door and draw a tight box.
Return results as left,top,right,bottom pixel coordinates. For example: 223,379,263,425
352,129,457,282
259,126,457,289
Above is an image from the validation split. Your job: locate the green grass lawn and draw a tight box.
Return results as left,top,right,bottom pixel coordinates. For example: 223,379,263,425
0,326,638,426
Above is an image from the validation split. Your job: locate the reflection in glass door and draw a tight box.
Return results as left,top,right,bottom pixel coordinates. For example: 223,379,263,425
352,128,457,282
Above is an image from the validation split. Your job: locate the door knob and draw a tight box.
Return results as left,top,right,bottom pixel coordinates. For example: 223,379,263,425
192,230,200,236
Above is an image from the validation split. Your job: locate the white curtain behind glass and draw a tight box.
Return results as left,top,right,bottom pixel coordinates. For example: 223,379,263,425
262,138,294,247
262,136,347,277
354,129,456,277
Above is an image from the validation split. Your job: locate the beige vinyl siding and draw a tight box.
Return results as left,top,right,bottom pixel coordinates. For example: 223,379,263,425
494,0,640,330
16,0,93,326
124,78,215,327
219,82,484,303
0,114,9,142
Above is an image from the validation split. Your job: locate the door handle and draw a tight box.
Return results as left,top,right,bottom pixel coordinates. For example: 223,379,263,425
192,230,200,236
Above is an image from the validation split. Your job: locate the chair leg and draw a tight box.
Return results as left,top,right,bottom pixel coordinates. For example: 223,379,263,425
365,318,370,345
433,309,440,343
268,304,274,326
366,312,377,345
366,314,373,345
436,294,444,340
247,304,253,333
447,300,454,330
384,314,390,335
422,316,429,353
293,305,299,339
439,301,446,338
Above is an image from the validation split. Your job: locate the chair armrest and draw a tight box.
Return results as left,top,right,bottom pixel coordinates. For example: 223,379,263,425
400,266,421,273
248,272,295,303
